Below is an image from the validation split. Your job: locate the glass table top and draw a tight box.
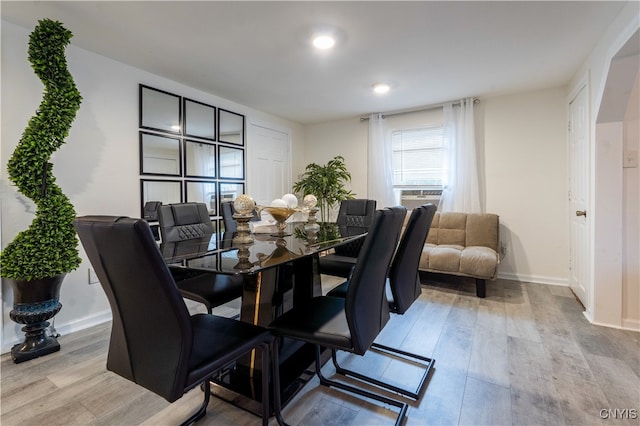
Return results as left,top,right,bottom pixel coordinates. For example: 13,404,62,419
160,221,366,275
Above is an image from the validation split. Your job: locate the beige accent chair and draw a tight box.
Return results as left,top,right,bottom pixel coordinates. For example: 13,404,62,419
419,212,500,297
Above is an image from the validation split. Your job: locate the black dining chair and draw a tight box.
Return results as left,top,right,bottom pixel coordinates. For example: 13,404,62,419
327,204,437,399
269,208,407,426
142,200,162,240
73,216,278,426
318,198,376,278
158,202,243,314
220,201,260,233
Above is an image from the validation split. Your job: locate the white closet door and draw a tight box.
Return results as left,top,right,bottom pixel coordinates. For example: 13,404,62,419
247,124,291,207
569,84,589,309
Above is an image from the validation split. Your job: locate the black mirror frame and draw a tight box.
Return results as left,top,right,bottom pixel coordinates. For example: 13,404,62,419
183,98,216,141
139,85,182,135
218,182,245,214
139,131,182,176
217,108,245,146
140,179,183,217
185,180,218,216
218,145,245,180
184,139,217,179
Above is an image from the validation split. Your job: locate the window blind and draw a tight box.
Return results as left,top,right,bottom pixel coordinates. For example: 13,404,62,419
392,126,444,188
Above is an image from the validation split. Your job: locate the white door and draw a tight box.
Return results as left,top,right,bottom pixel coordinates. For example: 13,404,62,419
248,124,291,207
569,85,589,308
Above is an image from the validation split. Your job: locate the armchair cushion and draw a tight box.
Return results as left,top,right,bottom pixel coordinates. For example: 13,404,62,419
419,212,500,297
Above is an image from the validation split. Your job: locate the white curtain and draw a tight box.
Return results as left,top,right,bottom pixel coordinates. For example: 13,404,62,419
439,98,482,213
368,113,398,208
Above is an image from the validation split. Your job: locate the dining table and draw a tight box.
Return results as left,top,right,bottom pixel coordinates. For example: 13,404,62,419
160,220,367,415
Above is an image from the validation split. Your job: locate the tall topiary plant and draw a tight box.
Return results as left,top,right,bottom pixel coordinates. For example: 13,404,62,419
293,155,354,223
1,19,82,363
1,19,82,280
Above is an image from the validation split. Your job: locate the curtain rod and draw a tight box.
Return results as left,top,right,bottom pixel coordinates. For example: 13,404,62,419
359,97,480,122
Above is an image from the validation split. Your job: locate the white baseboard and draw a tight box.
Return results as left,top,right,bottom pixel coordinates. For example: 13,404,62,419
591,319,640,332
1,310,112,354
621,318,640,332
497,271,569,287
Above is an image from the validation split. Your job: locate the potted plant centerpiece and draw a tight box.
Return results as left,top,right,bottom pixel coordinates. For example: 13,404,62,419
1,19,82,363
293,155,354,223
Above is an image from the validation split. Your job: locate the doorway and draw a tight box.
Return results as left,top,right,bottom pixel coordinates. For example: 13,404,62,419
592,28,640,328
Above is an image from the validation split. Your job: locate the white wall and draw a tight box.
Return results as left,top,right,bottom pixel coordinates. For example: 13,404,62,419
1,21,304,352
483,88,568,283
302,118,367,221
303,88,569,284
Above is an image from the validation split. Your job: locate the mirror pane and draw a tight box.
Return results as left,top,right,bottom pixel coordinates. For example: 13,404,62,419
219,146,244,179
184,99,216,140
140,132,181,176
186,180,217,215
185,140,216,178
218,109,244,145
141,180,182,215
219,182,244,208
140,85,181,133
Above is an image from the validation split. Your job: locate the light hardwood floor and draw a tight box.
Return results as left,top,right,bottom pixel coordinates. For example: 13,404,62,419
1,275,638,426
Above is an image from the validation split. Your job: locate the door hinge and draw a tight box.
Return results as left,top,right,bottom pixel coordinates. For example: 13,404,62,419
568,121,572,132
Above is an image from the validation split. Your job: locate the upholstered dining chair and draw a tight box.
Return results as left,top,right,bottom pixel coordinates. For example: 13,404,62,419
73,216,278,426
158,202,243,314
220,201,260,233
327,204,437,399
269,208,407,426
318,198,376,278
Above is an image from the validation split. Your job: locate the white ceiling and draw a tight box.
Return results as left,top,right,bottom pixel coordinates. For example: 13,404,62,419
1,1,629,124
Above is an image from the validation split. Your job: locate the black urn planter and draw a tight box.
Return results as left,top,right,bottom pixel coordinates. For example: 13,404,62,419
8,274,65,363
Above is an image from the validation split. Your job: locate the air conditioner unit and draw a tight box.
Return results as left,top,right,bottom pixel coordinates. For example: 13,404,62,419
400,189,442,210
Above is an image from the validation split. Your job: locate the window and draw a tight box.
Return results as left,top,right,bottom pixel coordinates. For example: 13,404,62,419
392,126,444,189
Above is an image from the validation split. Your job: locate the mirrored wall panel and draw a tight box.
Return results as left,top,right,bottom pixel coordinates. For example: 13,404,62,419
184,140,216,178
219,146,244,179
184,98,216,140
141,179,182,216
186,180,217,215
140,85,181,134
218,109,245,145
139,85,246,225
140,132,181,176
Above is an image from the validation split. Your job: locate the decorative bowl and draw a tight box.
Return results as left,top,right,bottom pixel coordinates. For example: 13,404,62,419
259,206,299,236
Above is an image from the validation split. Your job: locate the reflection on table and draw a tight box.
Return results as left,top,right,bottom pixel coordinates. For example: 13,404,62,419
160,221,357,274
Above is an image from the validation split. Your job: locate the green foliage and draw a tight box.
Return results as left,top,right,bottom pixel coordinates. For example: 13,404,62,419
1,19,82,280
293,155,354,222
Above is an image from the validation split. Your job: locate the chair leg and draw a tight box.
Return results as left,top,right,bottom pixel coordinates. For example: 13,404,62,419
332,345,434,400
271,339,289,426
180,380,211,426
475,278,486,298
370,343,435,399
260,342,271,426
314,347,407,426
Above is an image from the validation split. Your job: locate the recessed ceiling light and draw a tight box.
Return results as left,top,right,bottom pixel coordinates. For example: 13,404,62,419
312,35,336,50
372,83,391,94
